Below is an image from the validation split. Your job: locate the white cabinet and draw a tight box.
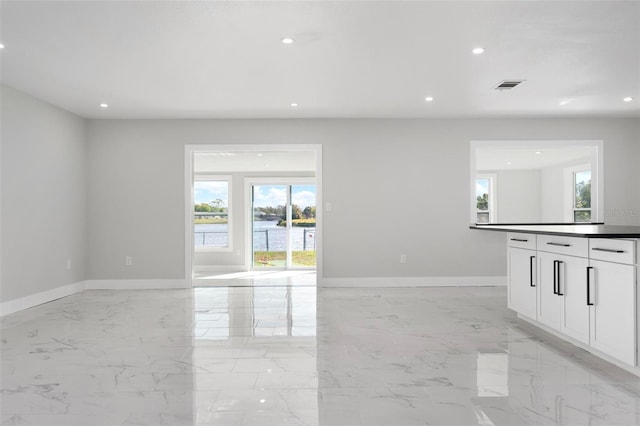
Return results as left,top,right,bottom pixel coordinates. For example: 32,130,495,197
506,233,638,368
537,251,563,331
508,248,537,320
508,234,537,320
589,259,636,365
558,254,590,345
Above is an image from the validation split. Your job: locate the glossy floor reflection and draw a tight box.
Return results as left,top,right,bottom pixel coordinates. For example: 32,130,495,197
2,284,640,425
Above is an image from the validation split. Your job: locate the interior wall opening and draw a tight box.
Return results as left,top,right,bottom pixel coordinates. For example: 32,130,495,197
184,145,321,288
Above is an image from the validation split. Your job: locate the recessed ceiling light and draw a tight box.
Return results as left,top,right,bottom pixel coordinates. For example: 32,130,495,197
559,99,572,106
281,37,295,44
99,103,109,108
535,151,541,155
506,162,512,166
623,97,633,102
472,47,485,55
425,96,434,102
257,153,263,157
290,103,298,107
0,43,5,49
265,164,271,167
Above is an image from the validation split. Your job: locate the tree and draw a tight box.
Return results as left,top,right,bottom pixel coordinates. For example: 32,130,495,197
209,199,225,212
476,193,488,211
575,180,591,208
291,204,302,220
194,203,212,212
302,206,316,219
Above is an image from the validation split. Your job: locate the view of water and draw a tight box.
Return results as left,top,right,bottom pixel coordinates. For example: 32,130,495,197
194,220,315,251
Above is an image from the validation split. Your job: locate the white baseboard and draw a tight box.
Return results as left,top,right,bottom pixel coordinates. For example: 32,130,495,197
0,279,189,316
320,276,507,288
0,281,87,317
86,279,189,290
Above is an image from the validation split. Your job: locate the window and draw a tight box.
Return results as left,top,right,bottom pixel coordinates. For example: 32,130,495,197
476,175,495,223
193,176,231,250
573,169,591,222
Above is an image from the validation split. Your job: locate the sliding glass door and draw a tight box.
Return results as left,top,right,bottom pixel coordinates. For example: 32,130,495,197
251,183,316,269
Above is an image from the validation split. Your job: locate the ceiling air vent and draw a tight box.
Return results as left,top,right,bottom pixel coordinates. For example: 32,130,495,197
495,80,525,90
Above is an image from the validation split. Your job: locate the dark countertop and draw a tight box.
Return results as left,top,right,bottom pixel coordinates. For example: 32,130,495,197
470,224,640,238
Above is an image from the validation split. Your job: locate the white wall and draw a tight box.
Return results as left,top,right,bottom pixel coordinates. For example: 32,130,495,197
1,85,87,303
2,89,636,309
540,165,566,222
494,169,542,223
86,117,640,281
540,157,592,223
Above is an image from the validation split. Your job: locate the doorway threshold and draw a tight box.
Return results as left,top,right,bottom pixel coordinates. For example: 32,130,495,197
194,270,316,287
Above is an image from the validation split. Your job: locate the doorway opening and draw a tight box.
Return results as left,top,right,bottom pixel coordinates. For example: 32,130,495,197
184,145,322,288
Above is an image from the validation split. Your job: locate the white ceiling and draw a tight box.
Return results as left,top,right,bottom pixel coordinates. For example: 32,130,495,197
194,150,316,173
1,1,639,119
475,145,593,170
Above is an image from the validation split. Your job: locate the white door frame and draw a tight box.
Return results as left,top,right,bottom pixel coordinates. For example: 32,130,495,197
184,144,323,287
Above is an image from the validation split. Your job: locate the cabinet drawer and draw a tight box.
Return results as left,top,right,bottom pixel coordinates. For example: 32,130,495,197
537,235,588,257
589,239,636,265
507,233,536,250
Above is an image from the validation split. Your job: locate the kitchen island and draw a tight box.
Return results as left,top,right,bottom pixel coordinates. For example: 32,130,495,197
472,224,640,375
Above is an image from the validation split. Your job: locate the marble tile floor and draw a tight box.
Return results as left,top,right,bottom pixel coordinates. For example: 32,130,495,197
2,284,640,425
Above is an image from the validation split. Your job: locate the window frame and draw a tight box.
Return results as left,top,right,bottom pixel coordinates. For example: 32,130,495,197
570,166,592,223
193,174,233,252
475,174,497,224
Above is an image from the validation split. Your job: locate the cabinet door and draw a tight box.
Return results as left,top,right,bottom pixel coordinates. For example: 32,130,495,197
508,247,537,319
589,260,636,365
538,252,590,342
559,254,590,345
537,252,563,331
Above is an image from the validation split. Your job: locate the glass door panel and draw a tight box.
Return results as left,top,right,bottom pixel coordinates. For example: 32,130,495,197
291,185,316,268
252,185,287,268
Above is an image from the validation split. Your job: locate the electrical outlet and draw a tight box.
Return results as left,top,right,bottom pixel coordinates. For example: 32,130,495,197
125,256,133,266
400,254,407,264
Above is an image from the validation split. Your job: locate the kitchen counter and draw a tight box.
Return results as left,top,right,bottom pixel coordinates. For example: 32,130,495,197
470,224,640,238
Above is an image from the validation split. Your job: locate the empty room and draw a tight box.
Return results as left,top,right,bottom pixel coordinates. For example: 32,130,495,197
1,1,640,425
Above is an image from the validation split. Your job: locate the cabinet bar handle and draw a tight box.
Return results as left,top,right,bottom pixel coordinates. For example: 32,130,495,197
510,238,529,242
553,260,558,295
592,247,625,254
556,260,564,296
547,242,571,247
529,256,536,287
586,266,594,306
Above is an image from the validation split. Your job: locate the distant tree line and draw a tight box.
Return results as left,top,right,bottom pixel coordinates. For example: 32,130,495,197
194,199,227,212
255,205,316,220
194,200,316,219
